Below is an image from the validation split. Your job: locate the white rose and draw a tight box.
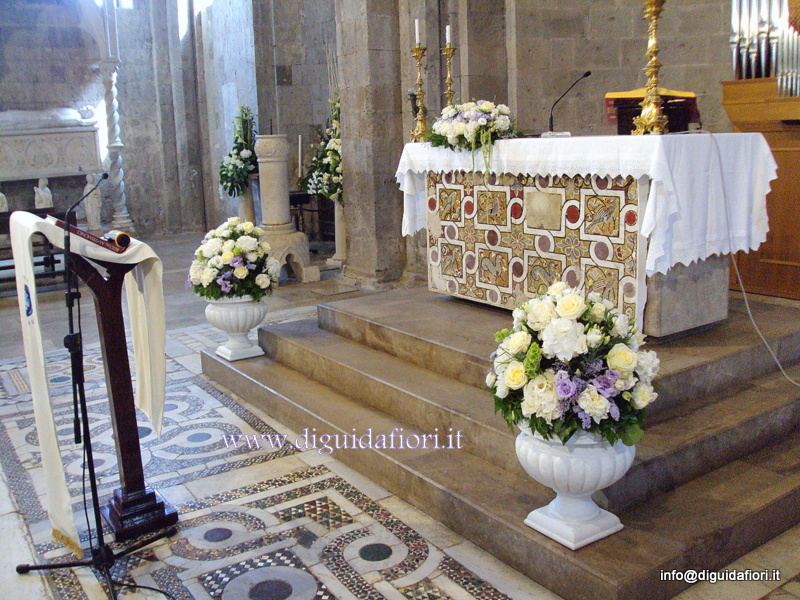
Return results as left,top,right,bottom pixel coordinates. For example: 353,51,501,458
586,326,603,348
588,302,607,323
227,216,241,226
630,381,658,409
500,330,532,356
260,241,272,254
200,267,217,287
486,371,497,388
233,265,249,279
220,251,235,265
235,235,258,253
578,385,611,423
200,238,223,257
222,239,236,252
266,257,282,281
606,343,638,376
556,293,586,320
246,251,259,263
611,313,630,337
541,318,588,362
208,255,224,269
255,273,271,289
237,221,255,233
512,306,527,330
526,297,556,331
547,281,568,297
503,361,528,390
635,350,660,382
496,381,509,399
239,149,252,159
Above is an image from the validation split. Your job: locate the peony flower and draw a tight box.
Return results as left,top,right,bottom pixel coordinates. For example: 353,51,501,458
606,343,638,376
525,297,556,331
521,372,562,423
503,361,528,390
233,266,249,279
547,281,568,297
556,293,586,320
235,235,258,253
635,350,660,382
541,317,588,362
255,273,271,289
629,381,657,409
200,237,223,257
577,385,611,423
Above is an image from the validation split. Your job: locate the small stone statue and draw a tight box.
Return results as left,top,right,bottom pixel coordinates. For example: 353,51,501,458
0,189,7,213
33,178,53,209
83,174,102,231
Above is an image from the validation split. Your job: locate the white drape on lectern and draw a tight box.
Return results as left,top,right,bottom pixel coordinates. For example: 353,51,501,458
10,211,166,555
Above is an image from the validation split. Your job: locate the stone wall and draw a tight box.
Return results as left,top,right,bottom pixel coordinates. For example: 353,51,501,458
507,0,732,135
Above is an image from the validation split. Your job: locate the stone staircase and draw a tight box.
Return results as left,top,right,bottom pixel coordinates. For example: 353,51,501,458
202,287,800,600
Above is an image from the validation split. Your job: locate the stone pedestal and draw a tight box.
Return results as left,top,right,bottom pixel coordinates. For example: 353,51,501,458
643,254,730,337
254,134,319,283
327,200,347,268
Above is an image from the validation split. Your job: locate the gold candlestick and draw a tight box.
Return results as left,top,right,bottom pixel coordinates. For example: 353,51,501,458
633,0,668,135
442,43,456,106
411,45,428,142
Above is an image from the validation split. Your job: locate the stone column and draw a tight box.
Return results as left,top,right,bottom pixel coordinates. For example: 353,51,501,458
254,134,320,283
101,59,135,232
326,201,347,267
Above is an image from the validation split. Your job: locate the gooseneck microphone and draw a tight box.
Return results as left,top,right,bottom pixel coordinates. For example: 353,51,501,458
548,71,591,132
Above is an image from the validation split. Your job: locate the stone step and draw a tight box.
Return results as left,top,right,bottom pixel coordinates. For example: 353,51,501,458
316,288,800,414
259,312,800,512
202,349,800,600
258,318,520,473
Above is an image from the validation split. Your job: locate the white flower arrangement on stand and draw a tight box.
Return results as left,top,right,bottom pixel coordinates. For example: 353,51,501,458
189,217,282,361
488,282,661,549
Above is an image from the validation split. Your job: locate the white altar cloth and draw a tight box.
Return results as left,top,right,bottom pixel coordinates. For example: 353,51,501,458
396,133,777,275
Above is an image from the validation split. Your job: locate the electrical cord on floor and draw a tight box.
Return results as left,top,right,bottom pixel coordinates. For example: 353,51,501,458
668,128,800,388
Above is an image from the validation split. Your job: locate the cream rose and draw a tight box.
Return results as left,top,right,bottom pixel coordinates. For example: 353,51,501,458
607,343,638,376
255,273,271,289
237,221,255,233
630,381,657,409
208,255,224,269
588,302,607,323
578,385,611,423
220,251,235,265
503,361,528,390
233,266,249,279
556,293,586,320
547,281,568,297
500,330,532,356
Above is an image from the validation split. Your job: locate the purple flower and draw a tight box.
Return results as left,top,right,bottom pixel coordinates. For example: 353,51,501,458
219,271,232,280
219,280,233,293
246,262,257,270
576,409,592,429
609,401,620,421
555,373,577,399
230,256,244,268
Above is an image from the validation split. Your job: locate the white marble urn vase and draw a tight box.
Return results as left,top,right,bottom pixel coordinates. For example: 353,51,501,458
515,424,635,550
205,295,268,361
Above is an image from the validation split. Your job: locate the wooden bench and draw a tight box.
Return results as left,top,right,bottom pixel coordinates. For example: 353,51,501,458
0,209,66,292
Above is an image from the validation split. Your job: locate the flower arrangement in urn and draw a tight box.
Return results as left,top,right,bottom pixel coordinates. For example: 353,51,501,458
488,282,660,446
189,217,281,302
427,100,516,152
220,106,258,197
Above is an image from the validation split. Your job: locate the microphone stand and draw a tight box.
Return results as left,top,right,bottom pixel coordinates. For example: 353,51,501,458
16,174,176,600
548,70,592,133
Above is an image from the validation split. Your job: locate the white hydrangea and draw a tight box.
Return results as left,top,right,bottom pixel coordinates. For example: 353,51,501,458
541,317,587,362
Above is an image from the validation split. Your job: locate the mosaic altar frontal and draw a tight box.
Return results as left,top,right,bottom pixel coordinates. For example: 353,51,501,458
426,171,641,320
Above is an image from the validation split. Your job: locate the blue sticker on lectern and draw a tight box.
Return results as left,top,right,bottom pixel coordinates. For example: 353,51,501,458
24,285,32,316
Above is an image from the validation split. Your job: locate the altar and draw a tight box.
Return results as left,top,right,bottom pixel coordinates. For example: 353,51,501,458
397,134,777,336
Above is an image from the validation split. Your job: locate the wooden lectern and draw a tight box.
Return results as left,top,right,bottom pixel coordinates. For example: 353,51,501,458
68,247,177,541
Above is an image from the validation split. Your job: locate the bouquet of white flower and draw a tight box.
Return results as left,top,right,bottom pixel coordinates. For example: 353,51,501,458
488,282,660,446
189,217,281,302
299,95,343,204
427,100,516,152
220,106,258,197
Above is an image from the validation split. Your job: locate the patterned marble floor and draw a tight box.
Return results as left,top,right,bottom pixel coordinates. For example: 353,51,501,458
0,323,558,600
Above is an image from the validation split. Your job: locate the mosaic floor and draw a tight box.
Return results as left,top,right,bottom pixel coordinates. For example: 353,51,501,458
0,324,554,600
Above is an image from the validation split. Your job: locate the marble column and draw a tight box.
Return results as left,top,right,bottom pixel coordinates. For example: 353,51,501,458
101,59,135,233
254,134,320,283
326,201,347,267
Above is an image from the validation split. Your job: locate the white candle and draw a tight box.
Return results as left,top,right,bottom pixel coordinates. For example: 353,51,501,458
415,19,420,45
298,134,302,179
446,25,451,45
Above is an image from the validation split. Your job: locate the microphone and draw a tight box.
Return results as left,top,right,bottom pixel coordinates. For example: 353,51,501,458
548,71,591,133
102,230,131,248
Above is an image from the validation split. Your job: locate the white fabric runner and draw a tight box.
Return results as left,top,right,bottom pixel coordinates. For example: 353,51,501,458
10,211,166,555
396,133,777,275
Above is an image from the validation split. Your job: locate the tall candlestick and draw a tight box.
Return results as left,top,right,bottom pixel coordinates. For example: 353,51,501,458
415,19,420,46
446,25,451,45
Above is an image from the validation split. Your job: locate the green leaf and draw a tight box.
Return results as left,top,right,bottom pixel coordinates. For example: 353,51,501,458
620,423,644,446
